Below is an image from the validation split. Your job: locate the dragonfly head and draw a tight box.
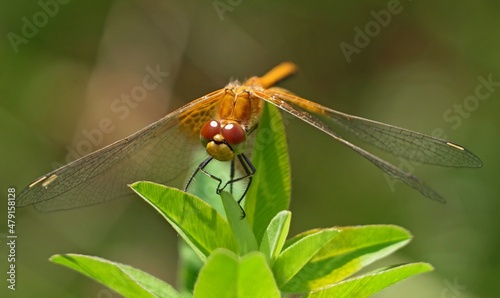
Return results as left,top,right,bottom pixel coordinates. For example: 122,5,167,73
200,120,247,161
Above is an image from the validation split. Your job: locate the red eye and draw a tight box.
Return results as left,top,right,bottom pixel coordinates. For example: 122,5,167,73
200,120,220,141
221,122,246,145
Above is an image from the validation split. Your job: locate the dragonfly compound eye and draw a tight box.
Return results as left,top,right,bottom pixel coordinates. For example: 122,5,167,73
221,122,246,146
200,120,221,146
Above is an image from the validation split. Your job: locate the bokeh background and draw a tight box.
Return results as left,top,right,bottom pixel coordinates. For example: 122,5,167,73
1,1,499,297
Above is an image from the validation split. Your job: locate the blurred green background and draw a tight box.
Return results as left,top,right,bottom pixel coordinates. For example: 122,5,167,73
1,0,499,297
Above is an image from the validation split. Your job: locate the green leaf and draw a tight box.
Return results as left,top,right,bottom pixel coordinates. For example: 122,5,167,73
305,262,434,298
50,254,180,298
281,225,412,292
220,191,258,255
193,249,280,298
130,182,237,261
259,210,291,265
245,103,291,243
273,228,340,289
177,240,203,294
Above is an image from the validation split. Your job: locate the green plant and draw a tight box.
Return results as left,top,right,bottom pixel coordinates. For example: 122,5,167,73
50,103,433,297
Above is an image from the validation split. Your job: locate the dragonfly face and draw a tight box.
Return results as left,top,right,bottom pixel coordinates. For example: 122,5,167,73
18,62,482,214
199,84,264,161
200,120,246,161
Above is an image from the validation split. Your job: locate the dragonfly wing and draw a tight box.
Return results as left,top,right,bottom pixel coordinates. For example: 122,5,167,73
18,90,224,211
253,90,446,203
271,91,482,168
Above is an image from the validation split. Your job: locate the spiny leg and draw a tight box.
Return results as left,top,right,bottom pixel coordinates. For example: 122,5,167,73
185,154,255,219
184,156,223,193
225,153,256,218
236,153,256,203
230,159,235,195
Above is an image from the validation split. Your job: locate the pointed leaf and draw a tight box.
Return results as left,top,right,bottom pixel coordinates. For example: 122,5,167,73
220,191,258,254
50,254,180,298
194,249,280,298
282,225,412,292
273,228,339,288
306,263,433,298
259,210,291,265
245,103,291,243
130,182,237,261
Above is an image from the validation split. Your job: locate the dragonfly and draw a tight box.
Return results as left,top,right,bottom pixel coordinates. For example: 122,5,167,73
18,62,483,215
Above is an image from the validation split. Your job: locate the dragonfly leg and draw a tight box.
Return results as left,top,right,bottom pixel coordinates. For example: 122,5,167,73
229,159,235,195
184,156,223,193
222,153,256,218
185,154,255,219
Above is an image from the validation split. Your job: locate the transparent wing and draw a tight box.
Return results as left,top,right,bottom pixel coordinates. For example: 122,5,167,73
18,89,225,211
254,90,482,203
273,91,483,168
